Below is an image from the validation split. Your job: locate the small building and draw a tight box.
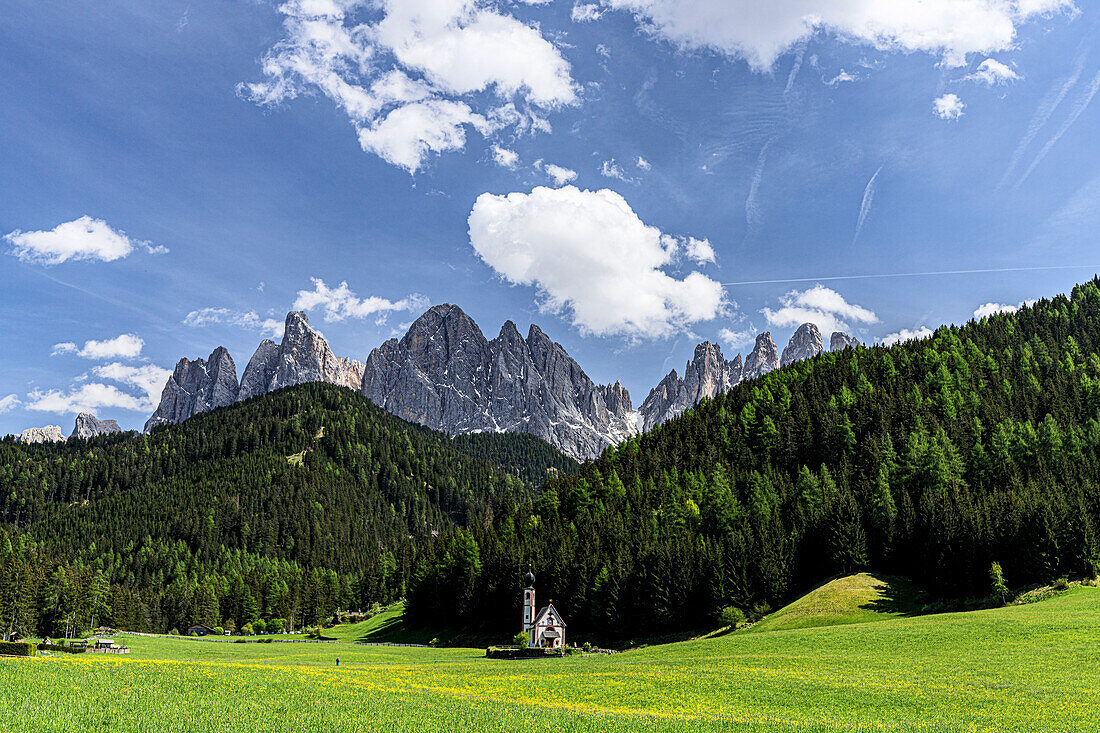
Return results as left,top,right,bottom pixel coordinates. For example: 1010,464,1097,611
521,571,567,649
94,639,114,650
187,624,217,636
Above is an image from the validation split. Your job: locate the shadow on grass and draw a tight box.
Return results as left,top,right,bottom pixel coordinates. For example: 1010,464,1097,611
858,575,930,617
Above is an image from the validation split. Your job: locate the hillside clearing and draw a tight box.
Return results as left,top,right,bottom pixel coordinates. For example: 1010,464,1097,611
750,573,928,633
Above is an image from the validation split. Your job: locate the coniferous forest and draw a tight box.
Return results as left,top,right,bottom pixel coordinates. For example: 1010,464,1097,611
408,279,1100,641
0,383,573,638
5,280,1100,643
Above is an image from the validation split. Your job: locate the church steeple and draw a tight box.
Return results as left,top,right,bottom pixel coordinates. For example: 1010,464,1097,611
522,570,536,643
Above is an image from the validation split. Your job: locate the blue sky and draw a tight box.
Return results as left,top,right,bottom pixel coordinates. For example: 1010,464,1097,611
2,0,1099,434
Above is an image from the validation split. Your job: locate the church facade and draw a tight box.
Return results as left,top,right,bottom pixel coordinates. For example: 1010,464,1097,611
521,571,566,648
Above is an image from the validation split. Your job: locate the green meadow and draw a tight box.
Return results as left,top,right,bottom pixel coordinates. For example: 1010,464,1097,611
3,586,1099,732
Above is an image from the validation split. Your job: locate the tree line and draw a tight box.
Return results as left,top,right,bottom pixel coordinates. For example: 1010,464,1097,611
0,383,571,638
407,279,1100,642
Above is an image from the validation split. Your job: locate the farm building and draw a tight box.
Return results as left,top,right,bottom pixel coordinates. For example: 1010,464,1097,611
521,571,567,649
187,624,218,636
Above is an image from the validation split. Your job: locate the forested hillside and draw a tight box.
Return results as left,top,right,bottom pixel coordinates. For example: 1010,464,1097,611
409,279,1100,641
0,383,575,638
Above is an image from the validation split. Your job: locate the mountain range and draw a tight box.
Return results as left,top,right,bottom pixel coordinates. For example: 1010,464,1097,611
142,306,860,460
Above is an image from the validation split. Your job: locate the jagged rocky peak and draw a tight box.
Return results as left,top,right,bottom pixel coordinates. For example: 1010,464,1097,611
600,380,633,416
361,303,636,461
71,413,121,439
18,425,66,444
743,332,779,381
145,347,240,432
831,332,861,351
637,341,743,432
780,323,825,367
239,311,364,402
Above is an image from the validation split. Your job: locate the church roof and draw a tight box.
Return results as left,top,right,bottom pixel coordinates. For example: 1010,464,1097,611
533,603,567,627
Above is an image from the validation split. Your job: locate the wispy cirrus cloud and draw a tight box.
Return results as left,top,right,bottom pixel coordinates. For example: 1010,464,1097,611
853,166,883,246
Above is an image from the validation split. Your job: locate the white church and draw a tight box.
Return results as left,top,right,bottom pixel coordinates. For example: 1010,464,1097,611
521,571,567,649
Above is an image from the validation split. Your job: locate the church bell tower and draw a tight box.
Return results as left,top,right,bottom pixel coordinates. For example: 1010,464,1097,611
522,570,536,642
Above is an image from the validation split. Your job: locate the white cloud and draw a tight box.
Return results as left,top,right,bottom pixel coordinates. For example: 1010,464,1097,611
719,327,757,351
51,334,144,360
825,70,856,86
965,58,1020,85
183,308,286,338
600,158,631,182
1017,70,1100,188
571,3,603,22
934,93,965,120
762,284,878,336
604,0,1075,71
467,185,725,339
4,216,165,265
543,163,577,186
26,384,148,415
973,299,1037,319
685,237,716,265
853,165,883,245
492,145,519,169
242,0,576,173
0,394,20,414
881,326,934,347
636,156,651,170
292,278,430,322
92,363,174,410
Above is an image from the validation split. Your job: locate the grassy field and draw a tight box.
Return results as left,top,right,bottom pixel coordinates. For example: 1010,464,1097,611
3,586,1098,732
750,573,928,633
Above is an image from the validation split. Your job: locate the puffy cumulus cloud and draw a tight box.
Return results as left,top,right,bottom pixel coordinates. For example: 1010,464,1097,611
934,93,966,120
26,360,173,415
92,363,174,409
51,334,144,360
881,326,934,347
636,156,651,170
762,284,878,335
719,327,757,350
571,3,603,22
183,308,285,338
684,237,716,265
541,162,577,186
292,278,430,322
965,58,1020,85
467,185,725,339
603,0,1073,71
4,216,166,265
0,394,20,414
27,383,148,414
492,145,519,169
242,0,576,172
973,299,1037,319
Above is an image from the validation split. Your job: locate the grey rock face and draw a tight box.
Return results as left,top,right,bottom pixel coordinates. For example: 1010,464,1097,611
780,323,825,367
361,304,637,461
71,413,121,439
637,342,743,432
144,346,240,432
237,339,279,402
237,311,364,401
18,425,66,444
743,332,780,381
830,332,861,351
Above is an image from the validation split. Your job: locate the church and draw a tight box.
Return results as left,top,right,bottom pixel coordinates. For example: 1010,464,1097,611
521,571,567,649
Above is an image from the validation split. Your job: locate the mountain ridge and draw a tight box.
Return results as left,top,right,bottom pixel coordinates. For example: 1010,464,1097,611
144,305,860,460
